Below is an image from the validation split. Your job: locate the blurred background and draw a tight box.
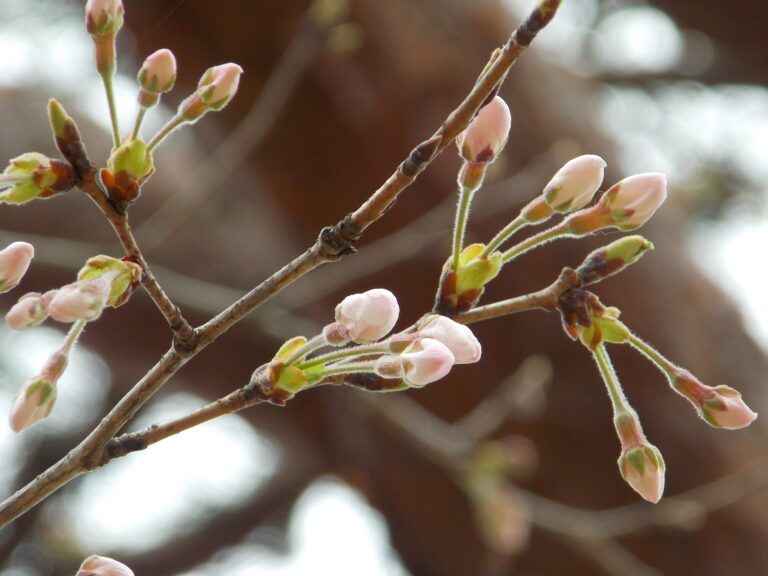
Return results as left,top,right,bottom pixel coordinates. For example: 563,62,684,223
0,0,767,575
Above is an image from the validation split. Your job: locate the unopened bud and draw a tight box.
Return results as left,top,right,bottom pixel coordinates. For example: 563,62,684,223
335,288,399,343
435,244,502,314
0,241,34,293
85,0,124,37
9,378,57,432
198,63,243,110
601,173,668,230
6,292,48,329
77,255,142,307
543,154,606,212
671,369,757,429
401,338,455,387
614,411,665,503
576,235,654,286
102,139,154,209
0,153,74,204
618,443,665,503
48,278,111,323
137,49,177,108
76,555,134,576
418,315,481,364
457,96,512,164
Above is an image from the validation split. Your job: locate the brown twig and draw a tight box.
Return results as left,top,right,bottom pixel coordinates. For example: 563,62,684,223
457,267,581,325
77,171,196,342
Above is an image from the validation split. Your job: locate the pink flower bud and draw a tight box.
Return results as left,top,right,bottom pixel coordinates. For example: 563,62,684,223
543,155,606,212
335,288,399,343
602,173,667,230
85,0,124,36
401,338,455,387
671,369,757,429
418,315,481,364
198,63,244,109
9,378,57,432
618,444,665,503
76,555,135,576
138,49,177,94
0,241,33,292
457,96,512,164
48,278,111,323
6,292,48,329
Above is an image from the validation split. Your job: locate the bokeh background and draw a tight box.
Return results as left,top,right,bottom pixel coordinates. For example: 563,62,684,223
0,0,767,575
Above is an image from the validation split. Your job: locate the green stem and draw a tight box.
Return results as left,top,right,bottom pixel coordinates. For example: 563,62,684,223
593,343,631,417
480,214,527,258
298,343,391,371
627,334,675,378
100,71,122,147
146,113,186,152
452,184,476,270
131,107,148,141
501,222,569,263
313,362,378,379
61,320,87,354
282,334,327,366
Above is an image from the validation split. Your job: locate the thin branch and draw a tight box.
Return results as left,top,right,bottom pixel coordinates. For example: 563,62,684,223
77,171,196,342
457,267,581,324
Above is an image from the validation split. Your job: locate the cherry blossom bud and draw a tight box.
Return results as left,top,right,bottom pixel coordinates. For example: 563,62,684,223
85,0,124,37
614,411,665,503
418,315,481,364
101,139,154,209
6,292,48,329
76,555,135,576
0,242,34,292
457,96,512,164
576,235,654,286
602,173,668,230
138,49,177,94
48,278,111,323
543,154,606,212
671,369,757,429
198,63,243,110
335,288,399,343
9,378,57,432
0,153,74,205
618,443,665,503
401,338,455,387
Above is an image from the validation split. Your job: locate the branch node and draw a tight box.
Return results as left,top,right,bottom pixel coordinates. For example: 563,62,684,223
318,224,358,259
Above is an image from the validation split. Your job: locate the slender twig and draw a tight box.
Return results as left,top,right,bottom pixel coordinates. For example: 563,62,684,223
0,0,563,528
77,172,196,342
457,267,581,324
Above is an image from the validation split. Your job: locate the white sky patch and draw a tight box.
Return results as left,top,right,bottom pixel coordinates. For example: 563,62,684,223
65,393,279,554
590,7,683,74
690,217,768,349
184,477,410,576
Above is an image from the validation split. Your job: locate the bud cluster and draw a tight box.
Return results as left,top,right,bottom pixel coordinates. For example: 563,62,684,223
255,289,482,404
